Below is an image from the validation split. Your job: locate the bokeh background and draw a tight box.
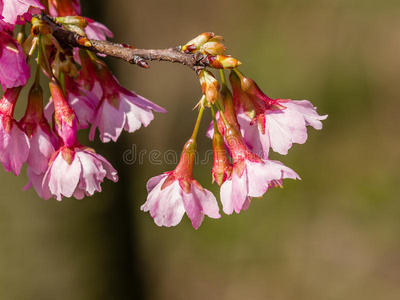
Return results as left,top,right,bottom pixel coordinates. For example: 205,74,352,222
1,0,400,299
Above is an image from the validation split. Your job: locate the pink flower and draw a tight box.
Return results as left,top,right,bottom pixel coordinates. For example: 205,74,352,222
230,70,327,157
0,87,30,175
0,31,30,90
219,126,299,214
0,0,44,27
19,84,57,197
141,139,220,229
84,17,113,41
20,84,56,174
89,62,166,143
41,143,118,200
49,79,78,147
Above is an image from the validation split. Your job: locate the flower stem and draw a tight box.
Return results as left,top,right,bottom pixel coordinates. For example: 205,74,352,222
34,35,42,86
219,69,227,85
191,105,205,142
41,36,54,81
210,104,219,132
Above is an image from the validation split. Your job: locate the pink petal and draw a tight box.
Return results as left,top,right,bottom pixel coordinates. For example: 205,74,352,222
265,109,307,155
282,100,328,130
220,179,234,215
246,161,271,197
75,150,107,196
26,126,55,174
24,167,46,198
0,0,44,26
84,18,113,40
142,179,186,227
231,168,249,213
91,152,118,182
146,174,166,193
192,185,220,219
90,99,124,142
0,121,30,175
0,32,30,90
121,94,155,133
67,90,96,129
44,151,81,200
237,112,271,158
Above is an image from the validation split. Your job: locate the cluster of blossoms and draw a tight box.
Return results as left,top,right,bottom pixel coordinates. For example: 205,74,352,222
0,0,165,199
0,0,326,229
141,34,327,228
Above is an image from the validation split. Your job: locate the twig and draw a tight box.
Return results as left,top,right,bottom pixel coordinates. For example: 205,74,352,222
41,13,209,72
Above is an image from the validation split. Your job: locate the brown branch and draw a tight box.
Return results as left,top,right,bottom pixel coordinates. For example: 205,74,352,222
40,13,208,72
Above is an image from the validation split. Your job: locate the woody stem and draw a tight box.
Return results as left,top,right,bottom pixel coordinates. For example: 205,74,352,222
40,13,211,72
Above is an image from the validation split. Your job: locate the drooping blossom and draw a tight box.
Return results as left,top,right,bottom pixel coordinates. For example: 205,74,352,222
19,83,57,197
41,142,118,200
219,125,299,215
0,87,30,175
141,139,220,229
0,0,44,27
0,31,30,90
88,59,166,143
230,69,327,157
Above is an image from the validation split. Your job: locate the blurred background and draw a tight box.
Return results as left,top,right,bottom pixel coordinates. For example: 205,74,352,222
1,0,400,299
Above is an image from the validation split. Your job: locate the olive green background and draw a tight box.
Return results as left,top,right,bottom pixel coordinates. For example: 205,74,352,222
1,0,399,299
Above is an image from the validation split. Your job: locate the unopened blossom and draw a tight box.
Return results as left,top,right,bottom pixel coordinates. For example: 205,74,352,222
41,142,118,200
49,79,78,147
230,70,327,157
89,60,166,143
219,126,299,215
141,139,220,229
0,0,44,27
0,87,30,175
211,118,232,187
46,75,97,129
0,31,30,90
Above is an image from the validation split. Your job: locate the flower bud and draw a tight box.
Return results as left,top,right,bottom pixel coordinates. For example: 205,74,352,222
182,32,214,52
219,83,240,132
208,55,241,69
199,70,220,105
200,36,226,55
49,80,77,147
212,128,232,186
